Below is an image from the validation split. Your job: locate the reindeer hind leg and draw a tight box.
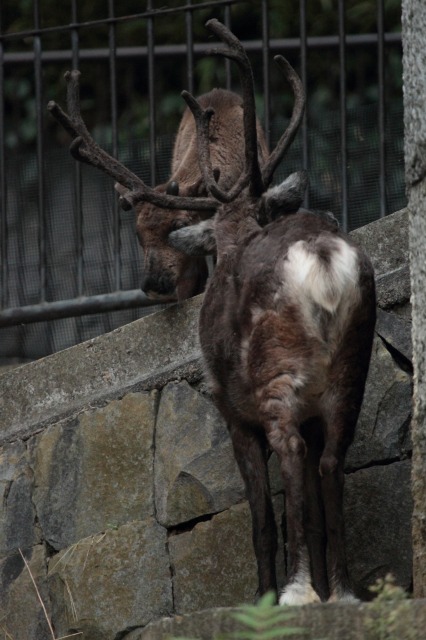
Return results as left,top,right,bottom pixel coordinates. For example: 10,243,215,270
229,422,278,598
302,419,329,602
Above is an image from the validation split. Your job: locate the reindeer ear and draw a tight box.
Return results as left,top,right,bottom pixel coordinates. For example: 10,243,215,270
178,175,206,197
180,168,220,198
168,219,216,256
258,170,308,225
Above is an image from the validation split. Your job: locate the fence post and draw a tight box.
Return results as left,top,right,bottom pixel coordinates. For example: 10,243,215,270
402,0,426,598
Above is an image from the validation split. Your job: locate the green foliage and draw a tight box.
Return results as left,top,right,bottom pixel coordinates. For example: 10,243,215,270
219,591,307,640
169,592,310,640
364,574,415,640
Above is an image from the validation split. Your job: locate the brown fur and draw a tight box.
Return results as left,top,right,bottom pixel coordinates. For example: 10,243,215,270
200,203,376,602
133,89,268,301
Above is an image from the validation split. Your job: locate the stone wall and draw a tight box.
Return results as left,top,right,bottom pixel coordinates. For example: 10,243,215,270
0,209,413,639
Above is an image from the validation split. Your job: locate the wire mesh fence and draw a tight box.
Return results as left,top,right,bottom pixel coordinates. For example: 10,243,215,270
0,0,405,362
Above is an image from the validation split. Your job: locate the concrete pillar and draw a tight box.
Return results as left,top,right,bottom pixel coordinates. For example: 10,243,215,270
402,0,426,597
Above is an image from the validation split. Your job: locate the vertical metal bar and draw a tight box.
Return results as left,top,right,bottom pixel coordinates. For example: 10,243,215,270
224,5,232,90
108,0,121,290
34,0,47,302
71,0,84,298
185,0,194,94
338,0,348,231
0,7,7,309
377,0,386,218
261,0,271,150
146,0,156,186
299,0,309,207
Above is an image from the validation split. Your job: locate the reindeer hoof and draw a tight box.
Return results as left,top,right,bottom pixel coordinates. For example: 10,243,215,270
279,583,321,606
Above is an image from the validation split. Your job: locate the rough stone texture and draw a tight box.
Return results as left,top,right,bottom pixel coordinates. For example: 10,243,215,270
48,519,172,640
31,391,157,549
0,545,51,640
130,600,426,640
402,0,426,598
155,381,245,526
351,209,408,279
0,440,39,557
169,502,259,613
0,295,203,444
346,335,412,470
345,460,413,598
169,496,286,615
375,308,413,365
351,209,409,313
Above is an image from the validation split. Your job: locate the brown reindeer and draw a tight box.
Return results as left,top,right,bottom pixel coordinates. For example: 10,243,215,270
171,20,376,604
49,79,268,302
48,21,375,604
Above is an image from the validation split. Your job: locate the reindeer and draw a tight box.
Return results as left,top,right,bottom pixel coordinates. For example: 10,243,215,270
170,21,376,605
48,20,375,605
49,77,268,302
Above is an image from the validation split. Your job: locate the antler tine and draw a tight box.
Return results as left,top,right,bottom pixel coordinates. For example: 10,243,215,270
184,19,263,202
261,55,305,188
48,71,218,212
180,91,223,199
207,19,264,197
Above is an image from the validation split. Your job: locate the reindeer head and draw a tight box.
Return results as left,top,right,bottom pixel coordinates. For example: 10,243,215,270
47,72,218,302
116,177,210,301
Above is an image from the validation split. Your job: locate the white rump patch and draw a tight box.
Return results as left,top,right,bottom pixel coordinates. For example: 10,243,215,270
285,237,359,314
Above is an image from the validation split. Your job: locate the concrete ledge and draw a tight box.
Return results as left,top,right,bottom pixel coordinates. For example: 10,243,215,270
130,599,426,640
0,295,203,444
0,209,408,446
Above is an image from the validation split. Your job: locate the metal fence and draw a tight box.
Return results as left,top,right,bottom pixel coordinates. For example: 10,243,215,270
0,0,404,361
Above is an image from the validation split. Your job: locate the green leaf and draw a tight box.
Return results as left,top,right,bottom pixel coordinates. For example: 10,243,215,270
256,627,306,639
231,607,296,628
230,612,265,629
255,592,277,609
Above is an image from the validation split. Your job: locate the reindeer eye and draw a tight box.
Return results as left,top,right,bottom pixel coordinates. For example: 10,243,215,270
167,181,179,196
171,220,189,232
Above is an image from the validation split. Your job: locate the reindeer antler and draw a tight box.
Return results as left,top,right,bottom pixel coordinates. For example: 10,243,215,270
182,19,305,200
182,19,263,201
261,56,305,188
48,71,217,213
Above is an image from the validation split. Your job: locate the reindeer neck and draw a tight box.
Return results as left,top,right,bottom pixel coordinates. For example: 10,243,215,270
214,197,260,262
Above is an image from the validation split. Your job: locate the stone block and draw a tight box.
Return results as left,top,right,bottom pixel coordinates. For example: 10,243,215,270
344,460,413,598
169,502,258,614
31,391,157,549
350,209,408,279
0,545,51,640
129,599,426,640
375,308,412,364
0,440,39,557
154,381,245,527
48,519,172,640
346,335,412,470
